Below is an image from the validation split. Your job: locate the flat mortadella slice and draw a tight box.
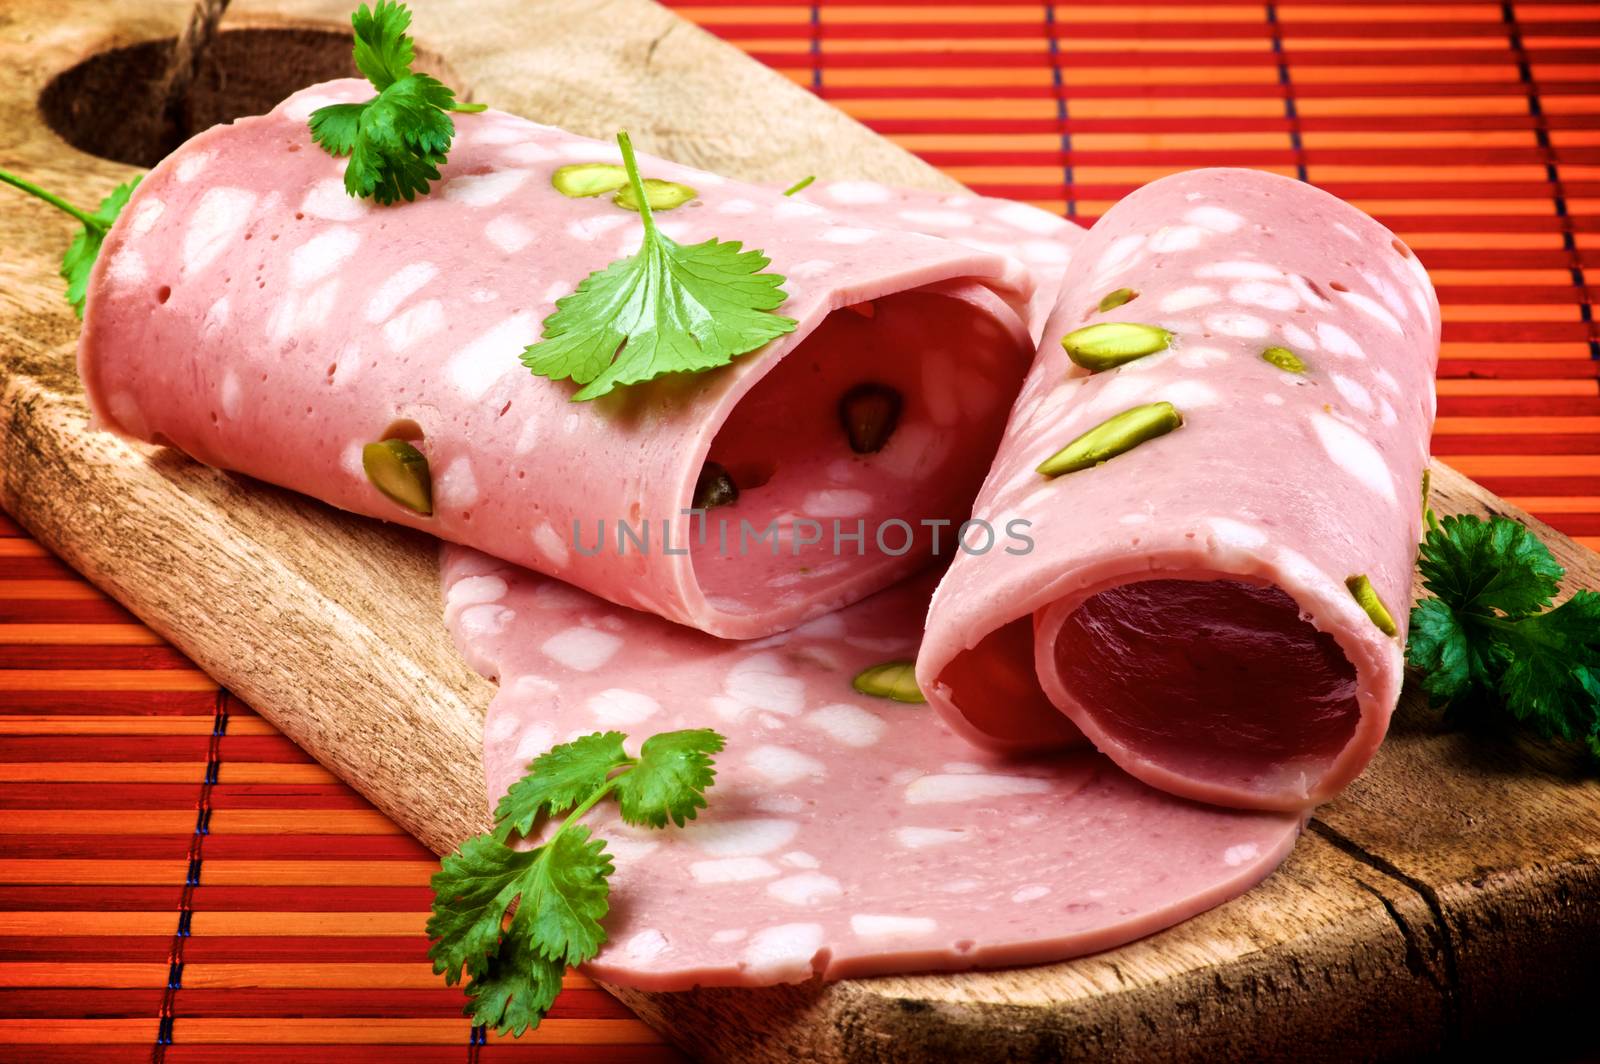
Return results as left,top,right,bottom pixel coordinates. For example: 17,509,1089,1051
918,168,1440,812
79,80,1048,640
443,544,1301,990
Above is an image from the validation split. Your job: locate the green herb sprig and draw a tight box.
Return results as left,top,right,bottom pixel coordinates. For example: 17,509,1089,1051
1407,513,1600,756
0,170,141,317
521,131,797,401
308,0,486,204
428,728,725,1036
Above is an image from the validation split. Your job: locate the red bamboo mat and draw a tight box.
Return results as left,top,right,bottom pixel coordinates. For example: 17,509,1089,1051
3,1,1599,1060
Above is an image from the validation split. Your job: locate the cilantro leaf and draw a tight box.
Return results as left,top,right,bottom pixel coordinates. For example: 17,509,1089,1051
1406,514,1600,758
427,726,726,1037
521,131,797,401
1,169,141,318
308,1,486,205
617,728,724,828
492,731,627,842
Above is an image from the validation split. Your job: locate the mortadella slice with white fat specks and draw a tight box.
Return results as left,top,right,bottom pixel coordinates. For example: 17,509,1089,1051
917,169,1440,811
79,80,1081,640
442,544,1301,990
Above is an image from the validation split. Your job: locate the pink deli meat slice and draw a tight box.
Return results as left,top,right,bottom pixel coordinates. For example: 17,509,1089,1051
917,169,1440,812
80,80,1055,640
442,544,1301,990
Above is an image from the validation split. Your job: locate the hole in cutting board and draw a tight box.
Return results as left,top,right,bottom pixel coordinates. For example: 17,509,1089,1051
38,27,466,167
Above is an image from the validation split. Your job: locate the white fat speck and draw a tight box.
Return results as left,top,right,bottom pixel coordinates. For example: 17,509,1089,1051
789,259,835,279
1096,234,1145,278
1206,312,1270,339
219,371,242,419
566,214,630,242
794,613,846,639
746,745,826,786
687,818,800,857
129,199,165,236
588,688,660,726
501,141,557,164
1330,373,1374,414
1224,842,1260,867
182,187,256,277
1012,885,1051,903
1164,379,1221,408
540,626,622,671
803,489,873,517
1197,260,1280,282
827,180,892,205
175,151,214,183
718,198,756,215
780,851,819,869
1372,367,1401,394
753,794,805,814
280,91,340,122
558,141,620,161
1280,322,1316,351
433,456,479,510
444,575,507,623
623,929,669,961
382,299,446,352
1316,321,1366,360
768,874,842,906
202,296,231,334
1159,285,1217,313
905,774,1052,804
486,215,536,253
991,200,1066,235
443,170,530,207
365,262,439,323
1119,512,1151,525
1208,517,1267,549
899,208,973,230
822,226,876,245
1378,397,1398,426
1263,393,1286,406
1334,222,1361,242
1022,239,1071,265
741,923,824,983
511,675,557,701
533,580,590,611
1311,412,1397,504
533,523,569,566
691,857,780,884
804,704,885,748
1339,290,1404,334
1289,274,1332,311
459,604,513,638
712,928,748,944
1185,205,1244,233
339,441,365,479
448,313,537,400
1230,281,1299,312
774,199,826,220
484,712,520,744
1175,345,1229,370
852,914,937,939
941,878,980,894
107,248,147,287
299,179,369,221
289,228,360,288
895,826,965,849
1149,225,1205,254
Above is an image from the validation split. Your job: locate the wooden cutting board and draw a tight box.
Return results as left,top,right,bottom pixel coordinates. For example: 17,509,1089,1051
2,1,1597,1059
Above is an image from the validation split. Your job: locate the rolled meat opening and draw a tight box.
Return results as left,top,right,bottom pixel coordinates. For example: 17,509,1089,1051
918,169,1439,811
79,79,1043,639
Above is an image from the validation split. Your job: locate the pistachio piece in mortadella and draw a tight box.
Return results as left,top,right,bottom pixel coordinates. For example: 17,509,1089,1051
693,462,739,510
551,163,629,199
1262,345,1307,375
852,660,925,703
1346,574,1398,637
838,382,903,454
615,178,698,212
1097,287,1138,313
1036,401,1183,478
1061,322,1171,372
362,439,433,515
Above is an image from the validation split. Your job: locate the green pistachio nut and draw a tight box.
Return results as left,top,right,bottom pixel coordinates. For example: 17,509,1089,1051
851,660,925,703
615,178,698,212
1097,287,1138,313
1061,322,1172,372
1346,574,1398,637
362,439,433,515
551,163,629,198
1262,345,1307,374
1036,401,1183,477
838,382,903,454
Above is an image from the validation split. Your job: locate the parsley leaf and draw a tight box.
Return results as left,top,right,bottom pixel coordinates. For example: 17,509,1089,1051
1,169,141,318
429,727,726,1036
617,728,724,829
521,131,797,401
1406,514,1600,756
308,1,485,204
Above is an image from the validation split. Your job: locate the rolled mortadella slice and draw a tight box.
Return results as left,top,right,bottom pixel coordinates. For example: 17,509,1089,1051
79,80,1045,639
918,169,1439,811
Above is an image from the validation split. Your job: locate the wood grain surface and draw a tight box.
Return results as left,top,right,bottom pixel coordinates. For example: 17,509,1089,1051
1,1,1596,1060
